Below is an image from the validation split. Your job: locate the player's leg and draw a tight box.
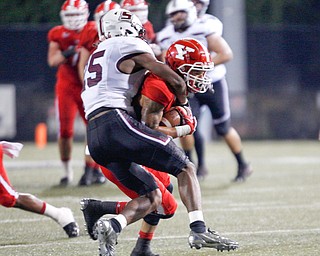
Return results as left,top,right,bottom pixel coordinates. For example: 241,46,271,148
0,146,79,238
87,109,238,252
55,81,78,185
76,92,106,186
14,193,79,238
202,78,252,182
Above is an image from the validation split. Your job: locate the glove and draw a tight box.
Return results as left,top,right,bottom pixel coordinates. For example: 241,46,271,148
61,45,76,58
175,106,197,135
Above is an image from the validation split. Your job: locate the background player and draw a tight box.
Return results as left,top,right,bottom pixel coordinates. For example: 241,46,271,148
0,141,79,238
47,0,106,186
157,0,253,181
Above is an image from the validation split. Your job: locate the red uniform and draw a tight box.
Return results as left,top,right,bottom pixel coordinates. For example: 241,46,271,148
143,20,156,43
78,22,98,54
0,145,19,207
47,21,96,138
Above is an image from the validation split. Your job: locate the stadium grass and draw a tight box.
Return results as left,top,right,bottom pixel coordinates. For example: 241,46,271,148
0,140,319,256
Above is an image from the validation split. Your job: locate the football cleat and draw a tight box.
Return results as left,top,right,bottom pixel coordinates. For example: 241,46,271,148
94,218,118,256
59,176,72,186
63,222,80,238
92,168,107,185
130,248,159,256
188,228,239,251
233,163,253,182
78,166,94,186
80,198,105,240
196,166,209,180
58,207,80,238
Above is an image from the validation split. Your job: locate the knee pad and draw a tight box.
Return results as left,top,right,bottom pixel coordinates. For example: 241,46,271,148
214,119,231,136
143,214,161,226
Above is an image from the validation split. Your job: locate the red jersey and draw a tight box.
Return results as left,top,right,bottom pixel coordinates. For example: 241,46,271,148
47,21,96,83
78,22,99,54
143,20,156,43
141,73,176,112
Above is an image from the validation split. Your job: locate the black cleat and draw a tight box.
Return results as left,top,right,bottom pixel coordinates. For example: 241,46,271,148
188,228,239,251
130,249,159,256
59,176,71,186
80,198,105,240
233,163,253,182
78,166,93,186
92,168,107,184
63,222,80,238
196,166,208,180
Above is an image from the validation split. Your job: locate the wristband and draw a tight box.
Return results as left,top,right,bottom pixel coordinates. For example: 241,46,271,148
175,125,191,137
62,46,76,58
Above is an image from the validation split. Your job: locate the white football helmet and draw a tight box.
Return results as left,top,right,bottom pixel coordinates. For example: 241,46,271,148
166,0,197,30
98,9,145,40
60,0,89,31
192,0,209,17
120,0,149,24
94,0,120,25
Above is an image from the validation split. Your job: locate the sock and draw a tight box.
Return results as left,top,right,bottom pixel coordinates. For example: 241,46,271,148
44,204,74,227
194,132,204,167
235,151,247,167
110,214,127,233
190,220,206,233
100,201,126,214
189,210,206,233
185,150,193,162
85,161,96,169
62,160,73,180
139,231,154,240
43,203,59,222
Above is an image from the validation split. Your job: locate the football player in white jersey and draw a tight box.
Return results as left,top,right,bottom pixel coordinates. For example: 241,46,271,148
81,8,238,255
157,0,253,182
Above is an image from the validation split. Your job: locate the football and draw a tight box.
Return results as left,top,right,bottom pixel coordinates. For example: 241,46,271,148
160,107,184,127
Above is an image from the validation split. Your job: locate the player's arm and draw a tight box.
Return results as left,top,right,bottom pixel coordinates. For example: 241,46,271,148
47,41,66,67
206,33,233,65
140,95,179,138
78,47,91,84
47,41,77,67
131,53,188,105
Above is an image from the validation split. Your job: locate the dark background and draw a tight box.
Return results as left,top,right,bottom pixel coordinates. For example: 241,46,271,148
0,0,319,141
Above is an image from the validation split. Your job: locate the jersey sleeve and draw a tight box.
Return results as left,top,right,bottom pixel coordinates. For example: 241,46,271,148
141,74,175,111
47,26,60,43
203,15,223,36
156,25,174,51
120,37,155,57
78,21,99,53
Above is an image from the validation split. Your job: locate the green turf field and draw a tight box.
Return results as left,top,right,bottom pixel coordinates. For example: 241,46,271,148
0,141,319,256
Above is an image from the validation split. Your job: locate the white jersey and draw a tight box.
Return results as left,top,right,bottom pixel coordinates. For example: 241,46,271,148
157,15,226,83
81,37,155,118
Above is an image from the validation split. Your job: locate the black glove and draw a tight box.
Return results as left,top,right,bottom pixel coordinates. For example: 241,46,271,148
61,46,76,58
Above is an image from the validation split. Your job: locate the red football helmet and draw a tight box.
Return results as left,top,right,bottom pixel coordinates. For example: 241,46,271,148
120,0,149,24
60,0,89,31
165,38,214,93
94,0,120,24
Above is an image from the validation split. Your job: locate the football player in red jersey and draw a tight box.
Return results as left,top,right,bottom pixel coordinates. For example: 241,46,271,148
0,141,79,238
120,0,162,58
120,0,155,42
47,0,106,186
